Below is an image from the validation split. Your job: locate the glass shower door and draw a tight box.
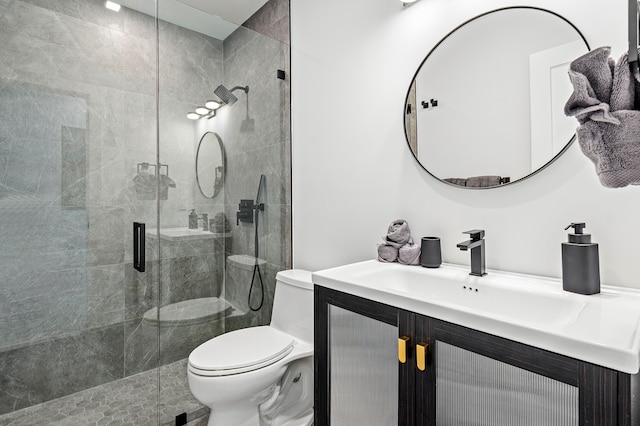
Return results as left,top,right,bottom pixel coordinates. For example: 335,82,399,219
0,0,162,423
154,0,291,423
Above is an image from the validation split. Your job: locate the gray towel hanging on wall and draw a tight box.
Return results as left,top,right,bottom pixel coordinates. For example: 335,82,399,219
565,46,640,188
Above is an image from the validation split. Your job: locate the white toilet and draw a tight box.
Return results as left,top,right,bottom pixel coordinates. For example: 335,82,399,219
187,269,314,426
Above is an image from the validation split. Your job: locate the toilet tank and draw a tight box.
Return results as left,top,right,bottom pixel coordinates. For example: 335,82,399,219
270,269,313,344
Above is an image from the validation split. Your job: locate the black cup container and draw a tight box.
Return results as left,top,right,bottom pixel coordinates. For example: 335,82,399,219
420,237,441,268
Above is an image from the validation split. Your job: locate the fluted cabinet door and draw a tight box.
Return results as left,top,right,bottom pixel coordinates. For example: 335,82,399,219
329,305,399,425
434,341,578,425
315,286,415,426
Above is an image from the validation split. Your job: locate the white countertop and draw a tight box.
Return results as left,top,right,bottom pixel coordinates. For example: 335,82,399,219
312,260,640,374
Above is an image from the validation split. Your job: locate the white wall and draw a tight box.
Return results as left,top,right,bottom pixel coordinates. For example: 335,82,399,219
291,0,638,288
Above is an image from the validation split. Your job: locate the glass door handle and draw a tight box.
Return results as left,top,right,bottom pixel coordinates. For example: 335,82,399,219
398,336,410,363
133,222,145,272
417,342,429,371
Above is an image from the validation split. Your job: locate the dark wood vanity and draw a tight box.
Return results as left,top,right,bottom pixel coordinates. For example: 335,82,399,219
315,286,639,425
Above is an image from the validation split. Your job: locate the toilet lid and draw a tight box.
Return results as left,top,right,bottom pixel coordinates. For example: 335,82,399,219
189,326,294,374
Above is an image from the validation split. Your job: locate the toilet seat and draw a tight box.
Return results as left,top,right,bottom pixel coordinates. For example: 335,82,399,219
188,326,295,377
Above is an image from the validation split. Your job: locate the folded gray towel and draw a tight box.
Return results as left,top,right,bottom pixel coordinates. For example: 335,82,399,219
565,46,640,188
398,243,421,265
465,175,502,187
377,243,398,263
386,219,412,246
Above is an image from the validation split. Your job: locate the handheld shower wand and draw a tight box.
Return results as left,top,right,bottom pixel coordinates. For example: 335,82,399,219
248,175,266,311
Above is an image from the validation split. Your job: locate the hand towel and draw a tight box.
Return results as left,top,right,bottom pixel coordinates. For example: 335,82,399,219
377,243,398,263
565,69,620,124
576,110,640,187
567,47,615,105
398,243,421,265
565,46,640,188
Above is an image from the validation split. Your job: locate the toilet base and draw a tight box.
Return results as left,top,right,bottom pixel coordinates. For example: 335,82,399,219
207,401,259,426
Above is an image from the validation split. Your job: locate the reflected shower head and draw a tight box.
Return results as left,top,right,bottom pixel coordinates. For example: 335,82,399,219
214,84,249,107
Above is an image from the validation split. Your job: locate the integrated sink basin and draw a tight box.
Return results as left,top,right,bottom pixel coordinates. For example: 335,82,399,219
312,260,640,373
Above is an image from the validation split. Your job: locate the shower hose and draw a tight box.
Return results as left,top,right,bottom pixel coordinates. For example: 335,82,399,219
248,204,264,311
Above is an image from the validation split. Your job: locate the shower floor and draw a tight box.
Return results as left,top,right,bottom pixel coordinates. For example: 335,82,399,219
0,359,207,426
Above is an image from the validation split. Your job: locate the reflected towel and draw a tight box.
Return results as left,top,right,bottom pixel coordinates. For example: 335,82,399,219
398,243,421,265
377,243,398,263
465,175,502,188
212,213,231,233
158,174,176,200
133,173,156,200
386,219,412,246
444,178,467,186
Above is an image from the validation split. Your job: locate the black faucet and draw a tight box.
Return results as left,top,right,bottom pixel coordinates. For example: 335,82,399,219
457,229,487,276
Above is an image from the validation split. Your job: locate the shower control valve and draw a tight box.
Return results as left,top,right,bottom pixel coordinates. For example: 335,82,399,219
237,200,255,225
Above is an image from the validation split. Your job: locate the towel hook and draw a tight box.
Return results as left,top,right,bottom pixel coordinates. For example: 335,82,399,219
629,0,640,82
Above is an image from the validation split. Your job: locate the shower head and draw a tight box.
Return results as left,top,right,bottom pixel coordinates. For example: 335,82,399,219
213,84,249,107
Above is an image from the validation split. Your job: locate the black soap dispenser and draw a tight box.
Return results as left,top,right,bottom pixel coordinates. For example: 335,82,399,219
561,222,600,295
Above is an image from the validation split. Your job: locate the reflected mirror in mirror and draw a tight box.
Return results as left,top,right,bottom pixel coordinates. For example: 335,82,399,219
196,132,225,198
405,7,589,188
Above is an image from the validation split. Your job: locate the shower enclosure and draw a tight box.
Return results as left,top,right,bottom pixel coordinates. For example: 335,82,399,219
0,0,290,424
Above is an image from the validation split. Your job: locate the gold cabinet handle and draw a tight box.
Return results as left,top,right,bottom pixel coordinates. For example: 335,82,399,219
416,342,428,371
398,336,410,363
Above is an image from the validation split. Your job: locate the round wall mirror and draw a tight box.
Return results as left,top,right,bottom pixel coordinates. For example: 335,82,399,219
196,132,225,199
404,7,590,189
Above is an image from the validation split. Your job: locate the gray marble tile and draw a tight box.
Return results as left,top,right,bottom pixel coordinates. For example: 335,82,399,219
87,207,125,266
86,264,126,328
123,318,158,377
159,51,223,105
20,0,125,33
224,145,287,207
124,261,156,322
122,30,156,96
0,266,90,350
0,323,123,416
61,126,87,210
0,0,11,17
159,19,223,61
242,0,290,44
123,5,155,40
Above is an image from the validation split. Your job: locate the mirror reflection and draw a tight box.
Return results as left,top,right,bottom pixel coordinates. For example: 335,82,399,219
196,132,225,199
405,7,589,188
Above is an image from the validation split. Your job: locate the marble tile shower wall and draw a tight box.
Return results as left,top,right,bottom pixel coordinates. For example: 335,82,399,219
0,0,224,415
220,0,291,327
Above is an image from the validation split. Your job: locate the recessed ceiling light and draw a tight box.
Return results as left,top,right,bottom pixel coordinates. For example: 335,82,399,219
105,1,121,12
